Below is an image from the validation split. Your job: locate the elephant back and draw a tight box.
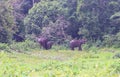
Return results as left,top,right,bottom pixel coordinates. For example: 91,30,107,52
79,38,87,44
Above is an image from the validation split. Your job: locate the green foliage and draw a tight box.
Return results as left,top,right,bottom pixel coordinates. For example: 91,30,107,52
67,0,120,42
113,52,120,59
0,49,119,77
0,43,11,52
0,39,41,53
111,61,120,73
24,0,68,35
0,43,8,50
52,45,69,51
1,0,120,48
41,16,71,44
0,1,16,43
103,32,120,47
9,40,39,52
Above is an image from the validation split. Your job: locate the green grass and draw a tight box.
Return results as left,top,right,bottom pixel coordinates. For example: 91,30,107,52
0,48,120,77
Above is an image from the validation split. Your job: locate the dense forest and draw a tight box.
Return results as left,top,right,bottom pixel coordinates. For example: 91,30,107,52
0,0,120,47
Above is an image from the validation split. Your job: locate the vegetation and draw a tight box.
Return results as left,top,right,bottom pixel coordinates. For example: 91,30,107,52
0,0,120,76
0,0,120,46
0,1,16,43
0,49,120,77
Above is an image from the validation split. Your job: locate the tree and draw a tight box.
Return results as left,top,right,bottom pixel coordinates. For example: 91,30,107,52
17,0,120,47
9,0,34,41
41,15,71,44
24,0,68,35
75,0,120,41
0,1,16,43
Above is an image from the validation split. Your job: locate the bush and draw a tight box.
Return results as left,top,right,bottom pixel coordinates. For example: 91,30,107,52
9,40,39,52
0,43,11,52
103,33,120,48
111,61,120,73
113,52,120,59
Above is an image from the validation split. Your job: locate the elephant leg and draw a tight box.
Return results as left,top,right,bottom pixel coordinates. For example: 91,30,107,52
42,45,45,49
78,46,82,51
44,45,48,50
41,43,47,49
71,47,74,50
46,43,51,49
47,45,51,49
45,43,49,50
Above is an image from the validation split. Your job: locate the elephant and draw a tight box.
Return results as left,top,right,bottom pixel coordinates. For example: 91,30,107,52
69,38,87,50
36,37,54,50
46,41,54,49
36,37,48,49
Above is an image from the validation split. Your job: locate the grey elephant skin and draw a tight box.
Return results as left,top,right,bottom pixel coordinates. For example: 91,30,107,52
70,39,87,50
36,37,53,50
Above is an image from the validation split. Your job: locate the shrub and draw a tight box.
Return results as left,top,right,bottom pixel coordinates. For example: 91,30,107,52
10,39,39,52
111,61,120,73
102,32,120,48
0,43,11,52
113,52,120,59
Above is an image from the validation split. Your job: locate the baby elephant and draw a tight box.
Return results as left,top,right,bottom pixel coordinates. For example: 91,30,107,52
70,38,87,51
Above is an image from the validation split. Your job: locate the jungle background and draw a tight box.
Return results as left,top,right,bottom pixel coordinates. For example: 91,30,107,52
0,0,120,77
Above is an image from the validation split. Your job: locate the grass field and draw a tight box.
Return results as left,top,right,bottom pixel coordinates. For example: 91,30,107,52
0,48,120,77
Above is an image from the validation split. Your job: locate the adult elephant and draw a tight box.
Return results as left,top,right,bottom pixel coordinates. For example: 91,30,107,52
69,38,87,50
36,37,48,49
36,37,53,50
